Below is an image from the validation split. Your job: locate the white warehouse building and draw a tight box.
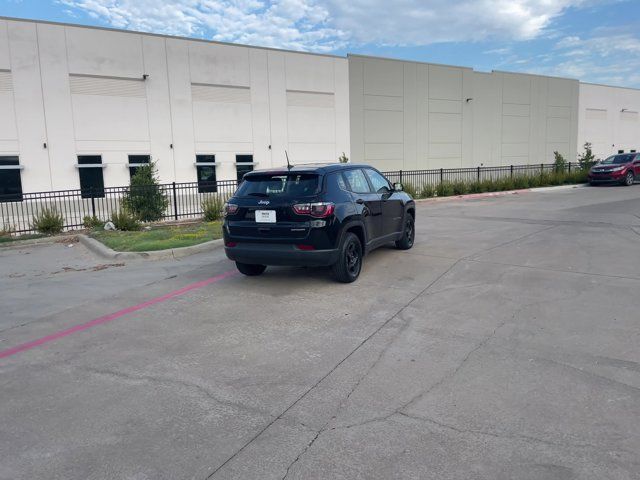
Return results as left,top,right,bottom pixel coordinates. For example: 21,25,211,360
0,16,639,198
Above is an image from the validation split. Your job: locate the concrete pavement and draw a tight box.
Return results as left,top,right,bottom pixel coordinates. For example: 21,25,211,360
1,185,639,479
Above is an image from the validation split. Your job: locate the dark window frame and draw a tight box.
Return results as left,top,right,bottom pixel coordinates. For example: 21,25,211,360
77,155,105,198
128,154,151,178
0,156,23,202
236,154,254,183
196,154,217,193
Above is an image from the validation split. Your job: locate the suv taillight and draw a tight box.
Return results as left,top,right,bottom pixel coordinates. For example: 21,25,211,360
292,202,335,218
223,203,238,216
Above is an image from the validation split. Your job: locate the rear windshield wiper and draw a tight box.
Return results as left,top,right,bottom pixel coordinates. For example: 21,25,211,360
247,192,269,197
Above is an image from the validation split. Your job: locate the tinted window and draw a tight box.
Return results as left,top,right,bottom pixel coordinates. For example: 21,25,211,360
601,154,635,165
236,173,319,197
365,169,391,193
335,172,347,190
196,155,217,193
78,155,105,198
128,154,150,178
0,156,22,202
343,169,371,194
236,155,254,183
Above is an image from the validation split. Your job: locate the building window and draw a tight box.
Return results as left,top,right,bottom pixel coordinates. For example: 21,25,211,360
236,154,254,183
0,156,23,202
196,155,217,193
128,155,150,178
77,155,105,198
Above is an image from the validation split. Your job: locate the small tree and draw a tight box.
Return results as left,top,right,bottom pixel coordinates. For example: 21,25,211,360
553,151,567,173
577,142,597,170
121,162,168,222
338,152,349,163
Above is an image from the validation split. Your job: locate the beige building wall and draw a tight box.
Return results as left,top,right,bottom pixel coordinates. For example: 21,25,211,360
0,18,350,193
578,82,640,160
349,55,579,170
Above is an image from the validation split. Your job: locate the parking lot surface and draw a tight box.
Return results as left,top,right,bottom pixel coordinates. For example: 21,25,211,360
1,185,640,480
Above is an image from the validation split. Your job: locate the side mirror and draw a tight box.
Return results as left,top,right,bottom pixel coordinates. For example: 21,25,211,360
393,182,403,192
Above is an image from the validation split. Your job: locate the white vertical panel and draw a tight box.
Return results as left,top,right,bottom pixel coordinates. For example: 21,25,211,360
267,51,288,168
348,57,365,163
142,35,174,184
37,23,78,190
333,57,350,161
0,20,10,70
7,20,51,192
166,38,196,183
249,48,271,172
403,63,416,170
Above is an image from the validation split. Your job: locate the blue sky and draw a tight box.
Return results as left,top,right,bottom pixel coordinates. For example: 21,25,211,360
2,0,640,88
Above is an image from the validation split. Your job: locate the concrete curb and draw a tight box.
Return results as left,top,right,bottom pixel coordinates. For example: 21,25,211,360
414,183,588,203
0,234,78,250
77,234,224,261
529,183,588,192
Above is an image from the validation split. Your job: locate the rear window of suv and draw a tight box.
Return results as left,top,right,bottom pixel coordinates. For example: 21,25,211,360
236,173,320,197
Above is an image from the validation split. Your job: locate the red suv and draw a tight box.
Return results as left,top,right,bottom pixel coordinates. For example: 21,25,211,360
589,153,640,186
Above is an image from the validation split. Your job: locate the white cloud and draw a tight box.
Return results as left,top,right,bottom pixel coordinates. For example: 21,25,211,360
524,32,640,87
59,0,589,51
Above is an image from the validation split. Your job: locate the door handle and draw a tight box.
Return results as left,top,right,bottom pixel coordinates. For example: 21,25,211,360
355,198,365,204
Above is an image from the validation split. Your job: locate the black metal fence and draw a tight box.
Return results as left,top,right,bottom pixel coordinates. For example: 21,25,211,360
383,162,577,187
1,180,238,234
1,163,578,234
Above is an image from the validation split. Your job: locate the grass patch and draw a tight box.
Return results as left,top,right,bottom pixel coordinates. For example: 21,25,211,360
90,222,222,252
0,233,46,244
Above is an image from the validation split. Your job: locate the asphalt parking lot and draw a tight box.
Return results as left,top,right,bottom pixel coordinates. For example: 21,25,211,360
1,185,640,480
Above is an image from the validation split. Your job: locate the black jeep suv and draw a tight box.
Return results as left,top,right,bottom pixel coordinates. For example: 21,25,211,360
223,163,415,282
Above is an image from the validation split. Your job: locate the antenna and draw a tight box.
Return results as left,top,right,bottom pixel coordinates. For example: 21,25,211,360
285,150,292,170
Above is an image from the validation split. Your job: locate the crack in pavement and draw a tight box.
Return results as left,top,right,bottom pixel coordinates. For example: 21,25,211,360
78,366,275,419
206,258,464,479
249,225,563,479
394,411,614,452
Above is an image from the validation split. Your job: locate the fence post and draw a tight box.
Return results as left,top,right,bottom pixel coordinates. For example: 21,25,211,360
510,165,514,178
399,170,403,185
540,163,544,178
477,166,481,182
90,188,96,218
440,168,444,184
568,161,572,173
172,182,178,221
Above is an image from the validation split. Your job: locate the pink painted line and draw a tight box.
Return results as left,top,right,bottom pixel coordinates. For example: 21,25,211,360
0,269,237,360
415,188,530,203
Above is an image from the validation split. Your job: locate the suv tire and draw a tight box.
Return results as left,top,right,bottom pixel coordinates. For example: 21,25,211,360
623,171,634,186
236,262,267,276
395,215,415,250
332,232,362,283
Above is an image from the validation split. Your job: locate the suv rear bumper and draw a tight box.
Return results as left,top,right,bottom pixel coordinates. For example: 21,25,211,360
225,243,339,267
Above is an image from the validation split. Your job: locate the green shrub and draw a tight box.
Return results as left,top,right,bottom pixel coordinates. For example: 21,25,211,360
527,174,541,188
111,210,140,231
436,182,454,197
338,152,349,163
402,183,418,198
121,162,168,222
513,175,530,189
83,215,105,230
467,181,483,194
578,142,597,171
202,196,224,221
1,223,14,238
452,180,469,195
419,184,435,198
32,207,64,235
553,151,567,173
